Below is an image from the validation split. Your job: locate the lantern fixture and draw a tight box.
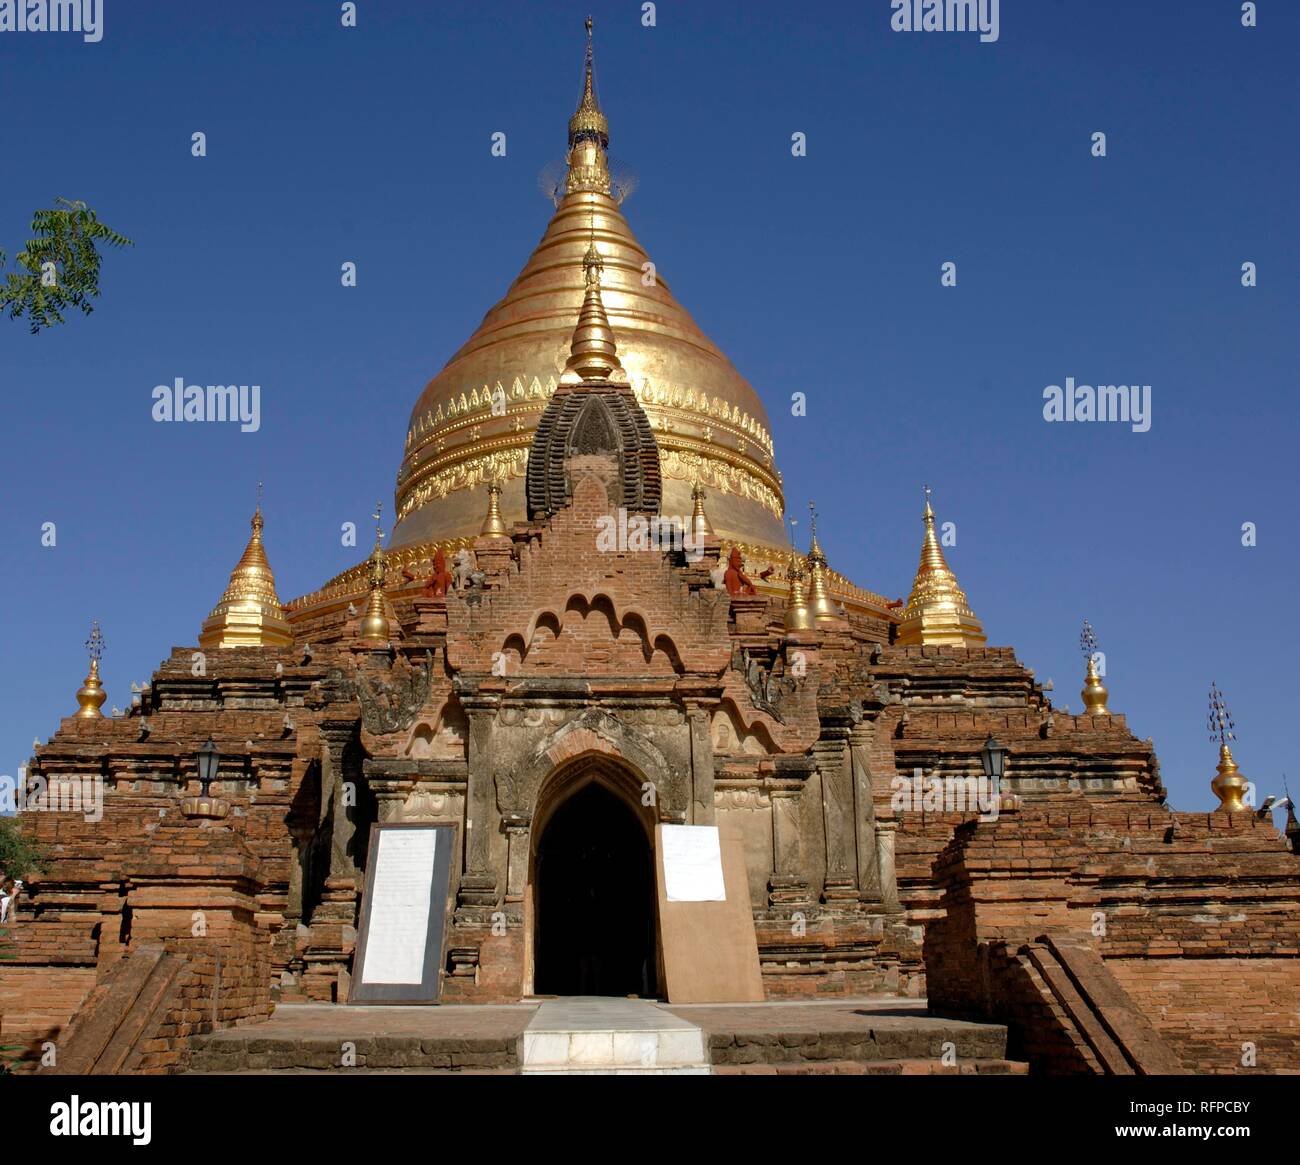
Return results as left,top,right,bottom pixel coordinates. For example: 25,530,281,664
197,738,219,796
980,735,1008,783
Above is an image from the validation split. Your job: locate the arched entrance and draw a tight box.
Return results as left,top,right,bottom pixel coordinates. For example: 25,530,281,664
532,778,658,998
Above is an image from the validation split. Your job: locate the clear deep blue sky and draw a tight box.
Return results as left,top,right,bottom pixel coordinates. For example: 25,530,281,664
1,0,1295,814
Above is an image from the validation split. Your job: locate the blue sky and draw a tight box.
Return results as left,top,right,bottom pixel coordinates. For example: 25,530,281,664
1,0,1295,814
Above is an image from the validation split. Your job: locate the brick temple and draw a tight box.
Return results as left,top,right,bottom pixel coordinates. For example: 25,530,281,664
5,25,1299,1076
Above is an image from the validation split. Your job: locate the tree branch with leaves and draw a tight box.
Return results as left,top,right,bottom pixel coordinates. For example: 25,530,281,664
0,198,133,333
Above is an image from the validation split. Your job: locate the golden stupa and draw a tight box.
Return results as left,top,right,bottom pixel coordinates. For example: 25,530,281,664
390,19,784,553
896,488,986,647
199,505,294,650
286,21,894,622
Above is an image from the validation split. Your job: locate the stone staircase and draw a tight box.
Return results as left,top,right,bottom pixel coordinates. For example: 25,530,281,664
184,997,1025,1076
39,944,191,1075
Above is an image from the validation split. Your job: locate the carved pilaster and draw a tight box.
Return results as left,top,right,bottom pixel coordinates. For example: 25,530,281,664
812,732,857,902
685,701,716,825
875,820,902,913
319,722,361,883
303,721,363,1001
849,727,884,904
768,784,811,908
503,811,532,902
458,698,500,909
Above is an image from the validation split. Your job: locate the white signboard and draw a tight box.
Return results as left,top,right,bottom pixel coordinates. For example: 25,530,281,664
359,828,439,984
661,824,726,902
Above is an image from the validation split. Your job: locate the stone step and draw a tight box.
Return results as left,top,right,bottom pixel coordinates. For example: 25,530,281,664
704,1021,1008,1066
520,997,710,1075
188,1066,518,1075
185,1034,518,1073
714,1058,1029,1075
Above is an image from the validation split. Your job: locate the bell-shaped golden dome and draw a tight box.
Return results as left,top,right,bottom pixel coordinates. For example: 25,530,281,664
390,23,785,553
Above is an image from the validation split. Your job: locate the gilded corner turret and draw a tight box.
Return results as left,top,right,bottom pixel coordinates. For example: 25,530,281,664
359,502,393,644
896,487,986,647
1080,619,1110,715
804,503,841,625
199,496,294,650
74,620,107,718
1208,682,1248,813
784,554,813,632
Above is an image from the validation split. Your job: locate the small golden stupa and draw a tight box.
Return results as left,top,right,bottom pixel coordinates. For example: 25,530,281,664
480,479,510,539
896,487,986,647
784,553,814,633
804,504,841,625
199,495,294,650
691,482,715,543
74,620,108,718
359,503,393,644
1208,682,1248,813
1080,619,1110,715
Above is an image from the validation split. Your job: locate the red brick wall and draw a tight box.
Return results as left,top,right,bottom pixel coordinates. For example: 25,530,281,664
1109,956,1300,1074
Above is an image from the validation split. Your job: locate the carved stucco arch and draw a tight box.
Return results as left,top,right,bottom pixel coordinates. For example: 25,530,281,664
495,708,685,820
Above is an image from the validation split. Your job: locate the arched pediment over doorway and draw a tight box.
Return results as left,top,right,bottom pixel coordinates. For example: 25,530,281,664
494,707,685,819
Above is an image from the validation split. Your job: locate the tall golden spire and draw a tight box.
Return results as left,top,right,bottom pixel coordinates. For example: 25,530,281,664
896,487,986,647
566,16,611,196
559,228,628,385
74,620,107,718
199,493,294,649
359,501,392,644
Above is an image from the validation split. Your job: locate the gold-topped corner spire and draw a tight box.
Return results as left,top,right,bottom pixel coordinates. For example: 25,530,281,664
804,502,840,624
784,555,814,632
1208,682,1248,812
559,229,628,385
1079,620,1110,715
359,501,392,643
480,478,510,538
199,495,294,650
74,620,107,718
565,16,612,196
896,486,986,647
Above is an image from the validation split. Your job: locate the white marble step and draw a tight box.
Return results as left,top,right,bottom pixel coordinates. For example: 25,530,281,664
521,997,710,1075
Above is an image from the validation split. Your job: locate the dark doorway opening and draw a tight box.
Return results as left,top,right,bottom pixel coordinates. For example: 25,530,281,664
534,781,658,997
